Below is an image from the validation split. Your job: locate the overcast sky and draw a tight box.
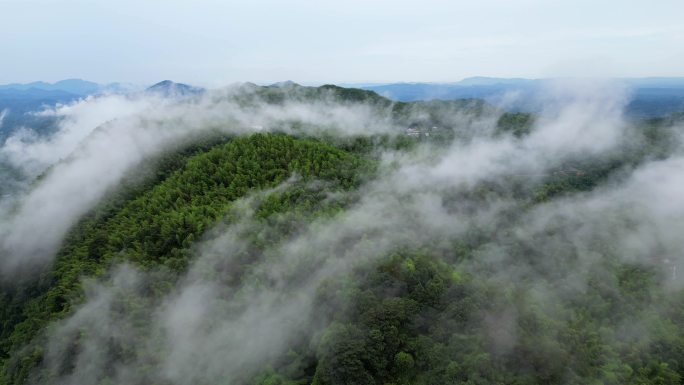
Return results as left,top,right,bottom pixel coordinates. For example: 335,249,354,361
1,0,683,86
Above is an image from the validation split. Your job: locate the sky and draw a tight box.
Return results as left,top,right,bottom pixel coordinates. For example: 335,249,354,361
0,0,683,86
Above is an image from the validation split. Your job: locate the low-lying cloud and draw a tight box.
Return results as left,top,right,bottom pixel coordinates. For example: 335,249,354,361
1,80,682,384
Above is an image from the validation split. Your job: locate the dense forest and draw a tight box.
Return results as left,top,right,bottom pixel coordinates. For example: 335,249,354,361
0,83,683,385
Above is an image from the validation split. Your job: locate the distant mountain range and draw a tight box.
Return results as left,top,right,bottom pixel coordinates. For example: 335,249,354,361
0,79,204,101
1,77,684,141
0,79,203,141
0,79,101,95
0,78,143,96
352,77,684,118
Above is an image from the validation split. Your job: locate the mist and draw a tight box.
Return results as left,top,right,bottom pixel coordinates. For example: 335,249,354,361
0,85,397,277
1,80,683,384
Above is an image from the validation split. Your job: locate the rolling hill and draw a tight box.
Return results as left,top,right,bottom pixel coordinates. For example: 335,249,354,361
0,83,683,385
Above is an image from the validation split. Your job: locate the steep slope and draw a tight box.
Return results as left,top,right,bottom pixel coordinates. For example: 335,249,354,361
0,133,374,384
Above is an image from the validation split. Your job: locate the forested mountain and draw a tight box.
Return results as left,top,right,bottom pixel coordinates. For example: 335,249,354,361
0,83,683,385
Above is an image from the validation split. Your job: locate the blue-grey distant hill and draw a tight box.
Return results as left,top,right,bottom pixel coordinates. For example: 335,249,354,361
356,77,684,118
145,80,205,97
0,79,136,123
0,79,197,141
0,87,82,141
1,79,100,95
0,78,142,96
